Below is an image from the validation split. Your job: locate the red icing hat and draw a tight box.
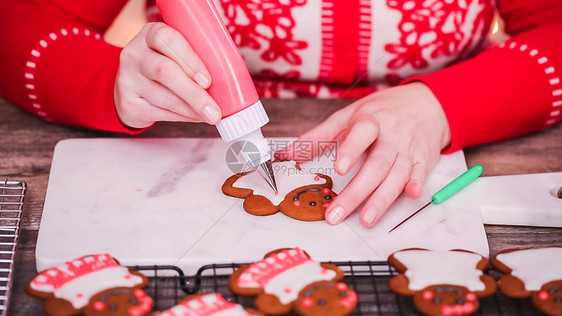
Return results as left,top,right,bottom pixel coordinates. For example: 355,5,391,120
237,248,311,287
31,254,118,290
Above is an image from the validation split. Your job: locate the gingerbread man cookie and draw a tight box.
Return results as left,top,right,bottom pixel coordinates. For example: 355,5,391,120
230,248,356,315
154,293,263,315
27,254,152,316
222,161,337,221
492,247,562,316
388,249,496,316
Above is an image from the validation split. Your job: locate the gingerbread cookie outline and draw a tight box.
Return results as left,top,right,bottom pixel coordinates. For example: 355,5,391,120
229,248,356,315
388,248,497,316
222,164,337,221
491,247,562,316
26,254,151,316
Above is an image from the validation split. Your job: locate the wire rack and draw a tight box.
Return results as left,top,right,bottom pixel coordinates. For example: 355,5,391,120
130,261,541,315
0,180,26,316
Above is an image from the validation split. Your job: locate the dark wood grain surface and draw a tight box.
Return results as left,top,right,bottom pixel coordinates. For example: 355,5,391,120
1,96,561,315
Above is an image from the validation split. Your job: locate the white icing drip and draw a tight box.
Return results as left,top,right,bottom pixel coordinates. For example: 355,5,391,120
232,161,326,205
160,293,250,316
161,304,246,316
496,247,562,291
41,266,143,309
394,250,485,291
210,306,249,316
264,261,336,304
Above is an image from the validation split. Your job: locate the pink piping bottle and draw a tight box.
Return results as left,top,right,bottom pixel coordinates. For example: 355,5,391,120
157,0,271,167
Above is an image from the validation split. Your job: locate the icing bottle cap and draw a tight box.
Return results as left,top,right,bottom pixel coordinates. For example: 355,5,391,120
217,101,271,167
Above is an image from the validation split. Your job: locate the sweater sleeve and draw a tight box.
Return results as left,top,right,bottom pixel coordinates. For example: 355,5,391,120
0,0,140,133
403,0,562,153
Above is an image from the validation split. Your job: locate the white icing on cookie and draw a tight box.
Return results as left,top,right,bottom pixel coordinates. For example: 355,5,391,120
211,307,251,316
160,293,249,316
496,247,562,291
265,260,336,304
52,266,143,309
232,161,326,205
393,250,485,291
210,306,250,316
237,248,336,304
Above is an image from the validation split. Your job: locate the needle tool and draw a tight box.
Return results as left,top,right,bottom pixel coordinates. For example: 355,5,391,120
388,164,484,233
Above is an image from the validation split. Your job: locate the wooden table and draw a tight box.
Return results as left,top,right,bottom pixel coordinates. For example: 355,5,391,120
1,97,561,314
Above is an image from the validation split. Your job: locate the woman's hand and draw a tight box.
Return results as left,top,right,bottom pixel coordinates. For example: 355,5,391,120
279,82,451,227
114,22,221,128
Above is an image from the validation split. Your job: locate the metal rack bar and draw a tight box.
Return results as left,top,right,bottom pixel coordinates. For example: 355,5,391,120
128,260,542,315
0,180,26,316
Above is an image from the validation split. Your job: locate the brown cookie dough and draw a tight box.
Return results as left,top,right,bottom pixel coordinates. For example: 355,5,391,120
492,247,562,316
84,287,153,316
222,161,337,221
294,281,358,316
26,254,152,316
230,248,355,315
412,285,480,316
388,248,496,316
532,280,562,316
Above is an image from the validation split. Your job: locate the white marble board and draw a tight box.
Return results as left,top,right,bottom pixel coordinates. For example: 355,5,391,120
36,138,489,274
466,172,562,227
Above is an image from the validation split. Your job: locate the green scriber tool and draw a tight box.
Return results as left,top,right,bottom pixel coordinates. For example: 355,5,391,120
388,164,484,233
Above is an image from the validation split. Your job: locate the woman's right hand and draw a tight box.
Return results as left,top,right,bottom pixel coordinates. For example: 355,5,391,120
114,22,221,128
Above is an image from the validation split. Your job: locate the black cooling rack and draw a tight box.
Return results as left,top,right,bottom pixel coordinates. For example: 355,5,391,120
0,180,26,316
129,261,542,315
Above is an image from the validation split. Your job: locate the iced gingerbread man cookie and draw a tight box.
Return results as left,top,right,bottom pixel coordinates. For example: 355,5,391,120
492,247,562,316
153,293,263,315
388,249,497,316
27,254,153,316
230,248,357,315
222,161,337,221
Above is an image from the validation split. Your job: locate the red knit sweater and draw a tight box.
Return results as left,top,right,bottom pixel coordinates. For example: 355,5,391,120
0,0,560,152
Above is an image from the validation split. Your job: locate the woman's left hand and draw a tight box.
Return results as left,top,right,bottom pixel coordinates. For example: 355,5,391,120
277,82,451,227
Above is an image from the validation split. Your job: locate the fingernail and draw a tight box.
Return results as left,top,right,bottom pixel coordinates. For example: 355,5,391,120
195,72,210,89
203,105,221,124
327,206,345,225
337,157,351,174
362,208,378,226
